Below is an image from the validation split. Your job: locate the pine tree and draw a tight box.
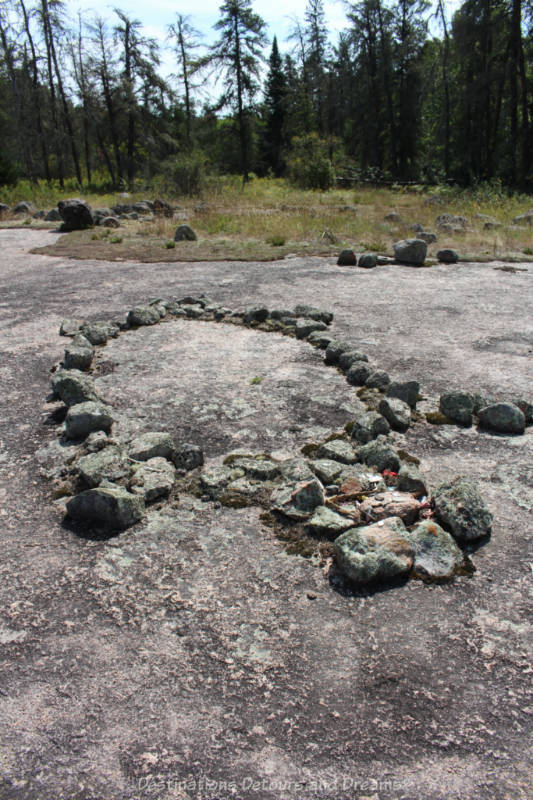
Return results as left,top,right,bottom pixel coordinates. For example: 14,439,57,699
263,37,287,175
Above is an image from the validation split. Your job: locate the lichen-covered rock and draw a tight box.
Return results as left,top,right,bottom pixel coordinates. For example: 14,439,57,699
59,319,82,337
129,432,175,462
418,231,437,244
58,198,94,230
66,487,144,529
512,211,533,225
279,458,315,482
351,411,390,444
307,506,354,538
309,459,344,485
358,253,377,269
84,431,110,452
324,340,352,365
271,477,325,520
293,305,333,324
356,436,400,473
295,318,328,339
76,445,129,488
100,216,120,228
338,350,369,371
153,198,173,217
397,463,427,497
65,401,114,440
346,361,371,386
393,238,427,266
439,390,475,426
379,396,411,432
173,443,204,471
359,491,420,525
513,398,533,423
316,439,357,464
64,335,94,371
435,214,468,229
244,306,269,323
387,380,420,409
477,402,526,434
434,476,493,542
51,370,99,407
224,456,280,480
307,331,335,349
130,457,176,502
80,321,119,345
437,249,459,264
365,370,391,391
174,224,197,241
13,201,36,215
337,249,357,266
200,465,245,498
126,305,161,327
407,519,464,581
334,517,414,585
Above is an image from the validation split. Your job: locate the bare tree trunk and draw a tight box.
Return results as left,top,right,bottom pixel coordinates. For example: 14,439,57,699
20,0,50,181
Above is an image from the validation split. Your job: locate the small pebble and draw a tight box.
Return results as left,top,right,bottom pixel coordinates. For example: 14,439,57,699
306,592,317,600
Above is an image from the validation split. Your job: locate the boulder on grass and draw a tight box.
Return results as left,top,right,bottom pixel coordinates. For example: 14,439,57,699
393,238,427,266
174,224,197,241
58,199,94,230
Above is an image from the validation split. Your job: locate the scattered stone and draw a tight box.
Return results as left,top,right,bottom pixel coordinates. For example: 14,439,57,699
384,212,402,223
477,402,526,434
309,459,344,485
358,254,378,269
44,208,62,221
84,431,110,452
437,249,459,264
295,318,328,339
365,370,391,391
63,335,94,371
153,198,173,217
387,380,420,409
337,249,357,266
200,465,245,498
408,223,424,233
359,491,420,525
338,350,369,371
293,305,333,325
435,213,468,230
65,401,114,440
244,306,269,324
307,506,354,538
434,476,493,542
351,411,390,444
393,238,427,266
173,443,204,471
272,478,325,520
100,216,121,228
33,210,46,219
174,224,197,241
66,487,144,530
346,361,371,386
129,432,175,462
325,339,352,365
127,305,161,326
130,457,176,502
418,231,437,244
80,321,118,345
224,455,280,480
513,398,533,423
0,203,10,217
316,439,357,464
512,211,533,226
279,458,315,482
337,465,386,493
334,517,414,585
13,201,36,215
408,519,464,581
58,198,94,230
270,309,293,320
397,463,427,497
484,221,502,230
51,370,99,407
76,445,129,488
59,319,81,337
356,436,400,473
307,331,335,348
379,396,411,432
439,390,475,426
180,304,204,319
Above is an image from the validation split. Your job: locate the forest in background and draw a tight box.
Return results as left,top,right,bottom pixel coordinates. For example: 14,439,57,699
1,0,533,194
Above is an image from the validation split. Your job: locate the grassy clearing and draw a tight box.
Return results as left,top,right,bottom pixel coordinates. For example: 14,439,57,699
2,177,533,262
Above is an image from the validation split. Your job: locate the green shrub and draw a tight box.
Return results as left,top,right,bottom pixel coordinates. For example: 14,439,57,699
110,235,123,244
266,234,286,246
165,240,176,249
160,151,209,196
286,134,335,191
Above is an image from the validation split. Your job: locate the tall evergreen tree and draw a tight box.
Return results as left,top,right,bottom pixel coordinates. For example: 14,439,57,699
168,14,203,146
262,36,287,175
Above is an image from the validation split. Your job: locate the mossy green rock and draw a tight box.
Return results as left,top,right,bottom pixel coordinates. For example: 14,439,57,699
307,506,354,538
127,305,161,326
309,459,343,485
356,436,400,472
351,411,390,444
316,438,357,464
334,517,414,585
76,445,129,488
129,432,174,462
407,519,464,580
379,396,411,432
439,390,475,426
51,369,99,407
66,487,144,529
272,478,325,520
434,476,493,542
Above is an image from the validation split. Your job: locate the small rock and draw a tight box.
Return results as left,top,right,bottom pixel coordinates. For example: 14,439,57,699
365,370,391,391
44,208,62,221
80,321,118,345
279,458,315,482
0,203,10,217
173,443,204,471
129,432,175,462
293,305,333,324
387,380,420,409
65,401,114,440
153,198,173,217
393,238,427,266
379,396,411,432
59,319,82,337
356,436,400,473
346,361,371,386
338,350,369,371
295,318,328,339
13,201,36,215
64,335,94,371
130,457,176,502
477,402,526,434
435,213,468,230
307,506,354,538
84,431,110,452
244,306,269,323
76,445,129,488
351,411,390,444
512,211,533,226
360,491,420,525
307,331,335,349
272,478,325,520
316,439,357,464
408,222,424,233
439,390,474,426
334,517,414,585
66,487,144,529
270,309,293,320
100,216,121,228
225,456,280,480
418,231,437,244
397,463,427,497
433,476,493,542
437,249,459,264
358,253,377,269
384,212,402,223
513,398,533,423
200,465,245,498
309,459,344,485
337,249,357,266
127,306,161,327
174,224,197,241
180,304,204,319
408,519,464,581
324,340,352,365
51,370,99,407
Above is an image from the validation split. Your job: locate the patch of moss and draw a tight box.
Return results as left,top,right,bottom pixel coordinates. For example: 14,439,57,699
425,411,454,425
219,492,251,508
344,421,356,435
397,449,421,466
323,432,346,443
223,452,270,465
300,442,319,457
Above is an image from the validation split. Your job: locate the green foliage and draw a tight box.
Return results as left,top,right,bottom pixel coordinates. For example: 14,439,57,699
286,134,335,190
165,239,176,248
160,152,209,196
266,234,286,246
0,151,20,186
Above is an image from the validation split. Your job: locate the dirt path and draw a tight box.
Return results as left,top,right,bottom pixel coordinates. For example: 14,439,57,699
0,229,532,800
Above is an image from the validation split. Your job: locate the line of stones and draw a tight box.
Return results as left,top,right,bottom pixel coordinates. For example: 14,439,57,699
48,294,494,588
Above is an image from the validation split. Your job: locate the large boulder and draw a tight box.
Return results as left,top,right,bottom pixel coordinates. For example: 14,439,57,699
433,476,493,542
393,238,427,266
51,370,99,407
334,517,414,585
477,402,526,434
439,390,475,426
66,487,144,530
65,401,114,440
58,199,94,230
